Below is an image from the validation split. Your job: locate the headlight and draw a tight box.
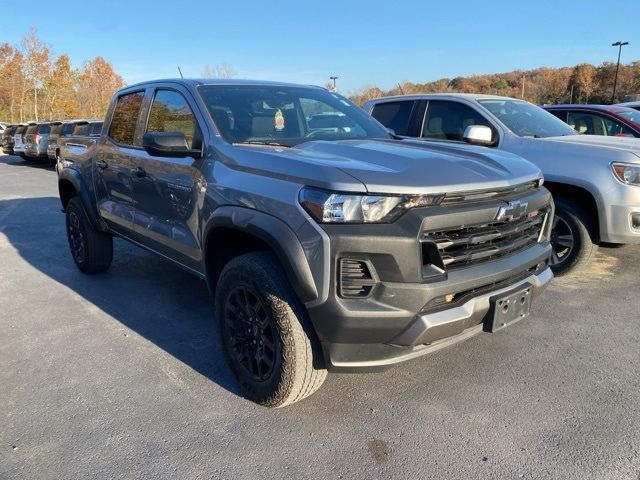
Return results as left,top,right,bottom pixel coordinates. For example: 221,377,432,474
612,162,640,186
299,186,444,223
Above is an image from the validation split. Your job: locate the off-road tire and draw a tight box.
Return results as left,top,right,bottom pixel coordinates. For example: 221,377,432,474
65,197,113,273
216,252,327,408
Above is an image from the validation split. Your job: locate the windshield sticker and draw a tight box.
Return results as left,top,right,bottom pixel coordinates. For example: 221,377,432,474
274,109,285,131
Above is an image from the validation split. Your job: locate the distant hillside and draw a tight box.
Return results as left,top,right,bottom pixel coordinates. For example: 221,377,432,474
348,61,640,106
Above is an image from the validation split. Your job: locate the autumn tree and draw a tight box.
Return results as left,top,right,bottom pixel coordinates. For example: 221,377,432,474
43,54,78,119
201,63,237,78
77,56,124,118
570,63,597,103
20,27,51,121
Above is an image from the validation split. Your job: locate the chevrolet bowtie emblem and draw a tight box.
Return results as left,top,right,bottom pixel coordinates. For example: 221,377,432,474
496,200,528,221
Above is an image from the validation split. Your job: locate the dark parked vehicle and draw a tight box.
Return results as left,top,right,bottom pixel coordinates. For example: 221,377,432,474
58,79,553,406
71,119,103,137
48,120,82,160
1,124,20,155
24,122,52,159
544,104,640,138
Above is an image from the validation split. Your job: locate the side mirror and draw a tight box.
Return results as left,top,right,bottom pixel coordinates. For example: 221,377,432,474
142,132,201,159
463,125,495,146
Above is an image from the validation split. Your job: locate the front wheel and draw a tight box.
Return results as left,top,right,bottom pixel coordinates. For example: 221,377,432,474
216,252,327,407
549,200,597,276
65,197,113,273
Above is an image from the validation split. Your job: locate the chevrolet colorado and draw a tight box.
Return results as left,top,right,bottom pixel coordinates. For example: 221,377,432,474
58,80,553,407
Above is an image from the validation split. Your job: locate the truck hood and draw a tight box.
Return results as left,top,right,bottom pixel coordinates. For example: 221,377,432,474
225,139,542,195
539,134,640,155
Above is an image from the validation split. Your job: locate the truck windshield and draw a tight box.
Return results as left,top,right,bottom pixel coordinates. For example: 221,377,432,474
198,84,390,147
478,99,577,138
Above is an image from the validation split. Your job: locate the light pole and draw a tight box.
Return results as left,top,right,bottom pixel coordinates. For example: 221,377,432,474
329,76,339,91
611,41,629,103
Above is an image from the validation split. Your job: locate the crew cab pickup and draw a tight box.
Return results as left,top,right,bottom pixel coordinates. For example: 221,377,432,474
58,80,553,407
364,94,640,275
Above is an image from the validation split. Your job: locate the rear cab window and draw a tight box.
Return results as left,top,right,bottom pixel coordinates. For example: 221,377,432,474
108,91,145,146
370,101,415,136
50,124,62,136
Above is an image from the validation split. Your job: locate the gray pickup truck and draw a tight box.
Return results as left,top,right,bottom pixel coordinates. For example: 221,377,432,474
364,94,640,275
58,79,553,407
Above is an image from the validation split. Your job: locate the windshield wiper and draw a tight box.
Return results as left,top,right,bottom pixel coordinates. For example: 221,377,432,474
232,140,291,148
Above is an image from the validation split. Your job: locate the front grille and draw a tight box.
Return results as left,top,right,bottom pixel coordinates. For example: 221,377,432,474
442,180,539,206
339,259,376,298
423,208,550,270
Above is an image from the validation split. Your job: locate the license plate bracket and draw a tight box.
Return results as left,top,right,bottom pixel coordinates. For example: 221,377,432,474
484,285,532,333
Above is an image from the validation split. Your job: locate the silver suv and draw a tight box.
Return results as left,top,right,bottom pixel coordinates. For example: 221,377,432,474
364,94,640,274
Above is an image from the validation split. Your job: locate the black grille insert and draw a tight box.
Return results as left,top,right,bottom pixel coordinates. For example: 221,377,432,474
424,208,550,270
339,259,376,298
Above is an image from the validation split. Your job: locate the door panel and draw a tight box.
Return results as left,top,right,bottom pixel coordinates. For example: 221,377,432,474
128,87,205,270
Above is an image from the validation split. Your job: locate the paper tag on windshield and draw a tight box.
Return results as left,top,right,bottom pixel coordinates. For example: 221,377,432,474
274,109,285,131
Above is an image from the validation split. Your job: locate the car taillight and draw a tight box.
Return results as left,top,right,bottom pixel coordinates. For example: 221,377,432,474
34,134,41,144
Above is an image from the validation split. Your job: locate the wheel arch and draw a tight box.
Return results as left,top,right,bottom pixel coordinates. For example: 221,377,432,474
544,180,600,241
203,206,318,303
57,168,108,232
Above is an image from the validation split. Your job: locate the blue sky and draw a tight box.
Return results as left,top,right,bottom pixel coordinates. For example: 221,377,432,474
1,0,638,93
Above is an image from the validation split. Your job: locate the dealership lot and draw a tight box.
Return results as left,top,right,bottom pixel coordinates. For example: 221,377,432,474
1,154,639,479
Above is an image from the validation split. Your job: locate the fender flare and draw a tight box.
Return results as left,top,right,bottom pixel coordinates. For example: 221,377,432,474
57,167,108,232
203,206,318,303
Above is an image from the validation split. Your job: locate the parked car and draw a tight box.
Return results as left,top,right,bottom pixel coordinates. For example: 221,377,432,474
617,101,640,111
13,123,31,158
1,124,20,155
0,122,7,137
48,120,82,160
24,122,52,159
71,119,103,137
364,94,640,275
58,79,554,407
544,104,640,138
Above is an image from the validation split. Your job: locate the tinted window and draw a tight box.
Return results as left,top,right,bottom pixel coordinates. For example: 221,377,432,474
567,112,636,137
146,90,197,148
479,99,577,138
61,123,76,135
198,85,388,146
73,124,89,136
109,91,144,145
421,100,494,141
370,101,415,136
90,122,103,136
50,124,62,135
38,124,51,134
16,126,27,135
548,110,568,122
26,125,38,135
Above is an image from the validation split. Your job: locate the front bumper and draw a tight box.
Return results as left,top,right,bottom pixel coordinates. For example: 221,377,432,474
326,267,551,370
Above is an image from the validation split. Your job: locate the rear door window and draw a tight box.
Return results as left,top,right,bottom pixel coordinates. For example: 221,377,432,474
370,101,415,136
109,91,144,146
567,111,636,137
90,122,103,136
421,100,495,142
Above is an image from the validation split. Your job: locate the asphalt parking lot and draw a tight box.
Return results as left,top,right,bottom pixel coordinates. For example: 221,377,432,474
1,153,639,480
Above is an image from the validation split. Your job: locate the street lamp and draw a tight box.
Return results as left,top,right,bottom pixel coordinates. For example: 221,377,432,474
611,41,629,103
329,76,339,91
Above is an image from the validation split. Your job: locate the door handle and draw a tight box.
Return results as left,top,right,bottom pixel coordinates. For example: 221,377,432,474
132,166,146,178
96,160,108,169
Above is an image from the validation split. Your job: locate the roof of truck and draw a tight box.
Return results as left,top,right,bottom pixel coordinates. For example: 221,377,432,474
119,78,327,92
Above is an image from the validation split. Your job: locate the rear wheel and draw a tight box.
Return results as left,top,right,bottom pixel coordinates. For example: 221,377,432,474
549,199,597,276
216,252,327,407
65,197,113,273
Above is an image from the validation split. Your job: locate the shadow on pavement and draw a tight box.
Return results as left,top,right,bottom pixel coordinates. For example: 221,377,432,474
0,195,242,398
1,154,56,171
